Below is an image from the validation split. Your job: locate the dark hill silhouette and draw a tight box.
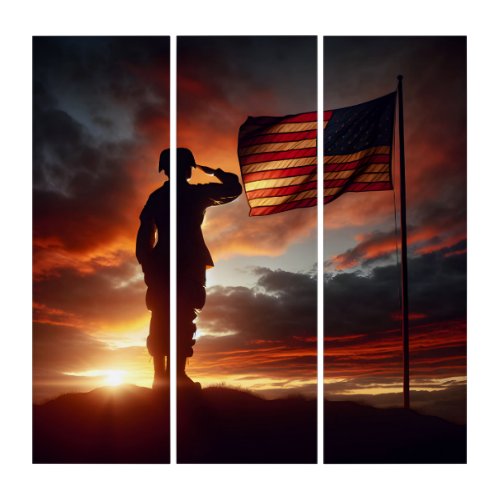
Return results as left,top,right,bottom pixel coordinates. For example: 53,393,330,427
33,385,170,464
324,400,466,463
33,385,465,463
177,386,316,463
33,385,315,463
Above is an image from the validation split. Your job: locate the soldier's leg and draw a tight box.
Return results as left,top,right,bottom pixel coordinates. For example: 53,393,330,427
143,255,170,389
148,306,169,389
176,274,206,387
175,299,200,388
176,304,196,366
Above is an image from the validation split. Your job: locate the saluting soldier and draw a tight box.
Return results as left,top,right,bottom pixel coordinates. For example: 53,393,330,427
136,148,242,389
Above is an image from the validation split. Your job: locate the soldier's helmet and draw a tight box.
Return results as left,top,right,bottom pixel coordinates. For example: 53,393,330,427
158,148,196,179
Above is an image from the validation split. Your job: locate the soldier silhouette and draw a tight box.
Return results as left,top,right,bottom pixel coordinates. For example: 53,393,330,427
136,148,242,389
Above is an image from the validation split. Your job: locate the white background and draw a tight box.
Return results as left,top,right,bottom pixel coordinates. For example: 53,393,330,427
1,1,498,499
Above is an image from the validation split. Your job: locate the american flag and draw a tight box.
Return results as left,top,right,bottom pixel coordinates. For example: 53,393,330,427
237,92,396,216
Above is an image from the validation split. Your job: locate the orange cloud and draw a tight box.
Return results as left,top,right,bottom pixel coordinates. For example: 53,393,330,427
33,302,84,328
332,221,466,270
33,236,135,280
189,339,316,389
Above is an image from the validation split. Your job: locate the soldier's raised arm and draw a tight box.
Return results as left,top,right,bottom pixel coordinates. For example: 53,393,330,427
197,164,242,205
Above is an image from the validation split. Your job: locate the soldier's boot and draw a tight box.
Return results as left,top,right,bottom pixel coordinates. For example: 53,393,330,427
176,355,201,391
162,354,201,390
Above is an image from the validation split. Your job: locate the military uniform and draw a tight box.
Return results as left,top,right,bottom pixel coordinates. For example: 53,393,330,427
138,169,242,361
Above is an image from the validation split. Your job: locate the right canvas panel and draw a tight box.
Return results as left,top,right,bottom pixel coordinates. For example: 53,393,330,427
323,36,466,463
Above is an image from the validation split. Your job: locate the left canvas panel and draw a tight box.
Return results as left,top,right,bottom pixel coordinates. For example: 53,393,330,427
33,36,171,463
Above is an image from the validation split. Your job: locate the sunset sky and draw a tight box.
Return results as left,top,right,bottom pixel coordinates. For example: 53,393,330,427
33,36,465,424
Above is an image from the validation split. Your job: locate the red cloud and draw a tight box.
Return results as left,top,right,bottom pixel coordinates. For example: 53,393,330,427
332,219,466,270
33,302,84,328
325,320,466,382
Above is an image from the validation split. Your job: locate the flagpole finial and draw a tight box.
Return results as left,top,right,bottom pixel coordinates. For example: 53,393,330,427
397,74,403,82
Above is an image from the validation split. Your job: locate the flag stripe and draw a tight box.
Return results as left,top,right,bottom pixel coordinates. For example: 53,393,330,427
240,120,328,147
242,110,333,127
323,182,393,205
249,185,343,209
325,170,390,181
324,145,391,163
250,197,317,216
242,164,316,183
249,188,318,207
245,112,317,126
324,173,390,188
240,147,317,166
241,121,317,135
242,155,390,180
345,181,392,192
324,170,355,180
241,157,316,174
239,130,318,147
325,155,391,172
245,174,316,192
239,139,317,156
246,181,318,200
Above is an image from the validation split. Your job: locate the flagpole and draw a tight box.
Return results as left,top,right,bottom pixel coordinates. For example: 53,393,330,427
317,35,325,464
397,75,410,410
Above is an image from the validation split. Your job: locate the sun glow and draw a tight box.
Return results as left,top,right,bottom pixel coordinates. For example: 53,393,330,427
63,369,129,388
105,370,126,386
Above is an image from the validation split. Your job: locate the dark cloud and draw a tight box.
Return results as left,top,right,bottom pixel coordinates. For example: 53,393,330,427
178,36,317,124
322,238,466,420
197,241,466,346
33,102,137,249
406,240,466,319
33,37,170,115
34,259,146,328
33,37,170,277
198,267,316,344
325,240,466,336
190,267,318,386
192,243,465,404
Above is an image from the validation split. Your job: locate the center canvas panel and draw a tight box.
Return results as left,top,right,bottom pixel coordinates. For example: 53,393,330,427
176,36,318,464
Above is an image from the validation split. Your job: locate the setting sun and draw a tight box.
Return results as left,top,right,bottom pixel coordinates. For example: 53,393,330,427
105,370,126,387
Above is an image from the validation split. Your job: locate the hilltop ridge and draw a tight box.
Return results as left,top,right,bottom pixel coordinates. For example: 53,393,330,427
33,385,465,463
